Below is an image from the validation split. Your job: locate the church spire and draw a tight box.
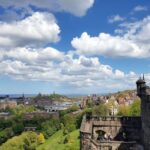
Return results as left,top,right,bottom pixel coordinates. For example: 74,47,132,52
143,74,145,81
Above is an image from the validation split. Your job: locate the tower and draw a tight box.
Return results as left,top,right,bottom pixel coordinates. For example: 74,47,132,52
136,76,150,150
136,75,146,97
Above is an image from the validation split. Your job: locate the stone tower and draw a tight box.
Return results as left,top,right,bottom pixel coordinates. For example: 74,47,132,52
136,75,150,150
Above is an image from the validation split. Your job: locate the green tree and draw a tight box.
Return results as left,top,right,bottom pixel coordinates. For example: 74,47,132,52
130,99,141,116
0,128,14,144
12,123,24,134
62,114,76,133
0,132,39,150
117,105,130,116
92,104,109,116
38,133,45,144
41,119,60,138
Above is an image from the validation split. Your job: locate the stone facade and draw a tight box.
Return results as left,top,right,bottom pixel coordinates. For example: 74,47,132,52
22,111,59,120
80,77,150,150
80,115,142,150
136,77,150,150
0,100,17,110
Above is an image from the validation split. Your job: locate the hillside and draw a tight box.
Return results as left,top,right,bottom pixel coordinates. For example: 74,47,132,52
33,93,75,103
37,130,80,150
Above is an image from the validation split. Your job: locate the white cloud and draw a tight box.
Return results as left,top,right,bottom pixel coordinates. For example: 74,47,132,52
0,12,60,47
0,47,64,65
71,16,150,58
0,0,94,17
133,5,148,12
58,0,94,16
108,15,125,23
0,4,149,93
115,70,125,78
0,46,140,91
71,32,145,58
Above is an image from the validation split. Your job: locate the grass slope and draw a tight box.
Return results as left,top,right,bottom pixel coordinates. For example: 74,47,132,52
37,130,80,150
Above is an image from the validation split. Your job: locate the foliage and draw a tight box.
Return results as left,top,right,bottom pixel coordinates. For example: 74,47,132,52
59,105,79,117
63,135,70,144
0,115,58,144
117,99,141,116
23,116,48,130
41,119,60,139
0,128,14,144
117,105,131,116
0,119,12,129
87,100,94,108
36,130,80,150
8,105,36,116
38,133,45,144
33,93,69,103
12,123,24,134
0,132,41,150
92,104,109,116
0,117,25,144
23,132,38,150
74,108,92,128
129,99,141,116
62,114,76,133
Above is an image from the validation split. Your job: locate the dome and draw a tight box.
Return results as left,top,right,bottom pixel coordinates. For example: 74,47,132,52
136,78,145,84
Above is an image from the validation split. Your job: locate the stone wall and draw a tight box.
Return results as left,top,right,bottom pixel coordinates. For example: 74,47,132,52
0,100,17,110
140,94,150,150
136,78,150,150
80,115,142,150
91,116,141,142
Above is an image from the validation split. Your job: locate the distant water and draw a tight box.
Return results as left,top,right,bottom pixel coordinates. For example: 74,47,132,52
0,94,36,98
0,93,109,98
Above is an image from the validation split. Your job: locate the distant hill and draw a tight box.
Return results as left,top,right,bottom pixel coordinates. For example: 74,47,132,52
111,90,137,100
106,89,139,106
33,93,79,103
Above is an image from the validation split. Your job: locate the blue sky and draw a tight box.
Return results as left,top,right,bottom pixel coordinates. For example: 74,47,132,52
0,0,149,95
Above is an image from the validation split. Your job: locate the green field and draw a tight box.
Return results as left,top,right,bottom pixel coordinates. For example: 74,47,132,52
37,130,80,150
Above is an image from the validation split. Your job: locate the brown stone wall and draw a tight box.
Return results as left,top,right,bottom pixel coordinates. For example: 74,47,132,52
0,100,17,110
80,116,142,150
141,95,150,150
80,132,92,150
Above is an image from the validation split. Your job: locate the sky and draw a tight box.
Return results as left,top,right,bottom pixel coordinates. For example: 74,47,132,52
0,0,150,95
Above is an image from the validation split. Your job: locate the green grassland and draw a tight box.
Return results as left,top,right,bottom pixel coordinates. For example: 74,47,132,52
37,130,80,150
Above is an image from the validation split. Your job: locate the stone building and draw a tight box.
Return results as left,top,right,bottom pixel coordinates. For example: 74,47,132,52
0,100,17,110
0,112,13,120
136,76,150,149
22,111,59,120
80,77,150,150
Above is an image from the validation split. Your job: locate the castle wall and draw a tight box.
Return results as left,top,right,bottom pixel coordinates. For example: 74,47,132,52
80,116,142,150
93,117,141,142
136,78,150,150
141,94,150,150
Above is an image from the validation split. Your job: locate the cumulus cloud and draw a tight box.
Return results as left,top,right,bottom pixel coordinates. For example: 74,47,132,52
0,3,149,93
108,15,125,23
0,12,60,47
71,32,145,57
71,16,150,58
0,0,94,17
0,47,64,65
0,46,139,91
